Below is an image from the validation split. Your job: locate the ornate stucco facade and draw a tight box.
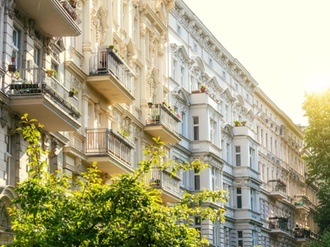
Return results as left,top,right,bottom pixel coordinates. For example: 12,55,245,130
0,0,317,246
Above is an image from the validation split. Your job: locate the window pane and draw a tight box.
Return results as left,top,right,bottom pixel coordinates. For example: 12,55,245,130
237,196,242,208
194,175,200,190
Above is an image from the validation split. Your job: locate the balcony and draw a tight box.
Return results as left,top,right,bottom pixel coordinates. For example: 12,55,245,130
15,0,81,37
85,128,135,175
269,217,290,237
294,228,312,243
87,48,134,104
233,166,259,181
148,167,182,203
144,104,181,144
7,68,80,132
189,90,219,110
235,209,262,225
233,125,257,141
268,179,287,200
294,195,310,214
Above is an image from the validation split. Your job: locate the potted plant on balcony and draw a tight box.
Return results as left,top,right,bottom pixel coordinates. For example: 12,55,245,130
147,102,153,108
14,71,20,79
200,85,206,92
46,69,54,77
241,121,246,126
69,88,78,97
234,120,241,126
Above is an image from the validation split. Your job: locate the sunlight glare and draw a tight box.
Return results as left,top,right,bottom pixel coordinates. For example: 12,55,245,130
304,77,330,94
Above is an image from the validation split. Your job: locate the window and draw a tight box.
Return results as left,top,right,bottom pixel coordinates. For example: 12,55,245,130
237,231,243,247
213,224,218,246
194,216,201,239
275,140,277,155
225,104,230,122
249,147,255,168
172,59,177,80
235,146,241,166
177,24,181,35
193,41,198,52
224,184,232,207
12,27,21,68
180,65,185,84
209,58,213,68
146,31,150,59
211,167,217,191
193,116,199,140
33,46,41,68
237,187,242,209
252,231,258,246
222,70,226,80
51,60,59,81
133,18,139,43
224,227,232,247
270,136,273,152
251,188,257,211
194,168,200,191
210,118,216,143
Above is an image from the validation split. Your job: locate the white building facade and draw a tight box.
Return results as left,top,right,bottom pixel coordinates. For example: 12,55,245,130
169,1,318,247
0,0,317,246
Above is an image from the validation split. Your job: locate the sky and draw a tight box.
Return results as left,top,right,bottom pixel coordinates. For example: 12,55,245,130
183,0,330,126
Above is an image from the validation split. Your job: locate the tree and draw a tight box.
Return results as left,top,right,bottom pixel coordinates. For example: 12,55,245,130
303,89,330,245
6,114,227,246
303,89,330,182
307,230,330,247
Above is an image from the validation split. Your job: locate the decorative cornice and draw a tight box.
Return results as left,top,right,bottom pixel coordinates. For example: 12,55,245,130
172,1,259,91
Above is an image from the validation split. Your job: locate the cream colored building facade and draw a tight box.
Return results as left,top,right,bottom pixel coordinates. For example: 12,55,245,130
0,0,317,246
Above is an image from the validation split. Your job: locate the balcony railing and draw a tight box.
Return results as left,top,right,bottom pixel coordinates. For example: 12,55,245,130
91,48,133,92
148,167,181,201
87,48,134,104
294,228,311,239
146,104,181,132
6,68,80,118
269,217,290,235
15,0,81,37
85,128,134,165
268,179,287,200
294,195,311,212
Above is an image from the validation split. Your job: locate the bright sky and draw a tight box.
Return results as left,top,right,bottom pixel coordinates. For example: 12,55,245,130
183,0,330,126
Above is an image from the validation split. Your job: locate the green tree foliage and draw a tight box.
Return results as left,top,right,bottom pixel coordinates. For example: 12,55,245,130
7,114,227,246
307,230,330,247
314,182,330,233
303,89,330,182
303,89,330,245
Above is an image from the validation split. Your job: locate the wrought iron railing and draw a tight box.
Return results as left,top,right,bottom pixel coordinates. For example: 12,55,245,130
85,128,134,165
6,68,80,118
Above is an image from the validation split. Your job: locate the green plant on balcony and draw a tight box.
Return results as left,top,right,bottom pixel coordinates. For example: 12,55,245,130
14,71,20,79
69,88,78,97
234,120,241,126
118,129,129,138
161,101,181,120
200,85,206,92
11,50,17,63
109,45,118,53
148,102,153,108
46,69,58,79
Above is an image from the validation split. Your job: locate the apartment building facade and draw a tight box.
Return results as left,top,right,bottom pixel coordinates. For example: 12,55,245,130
0,0,317,246
169,1,318,247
